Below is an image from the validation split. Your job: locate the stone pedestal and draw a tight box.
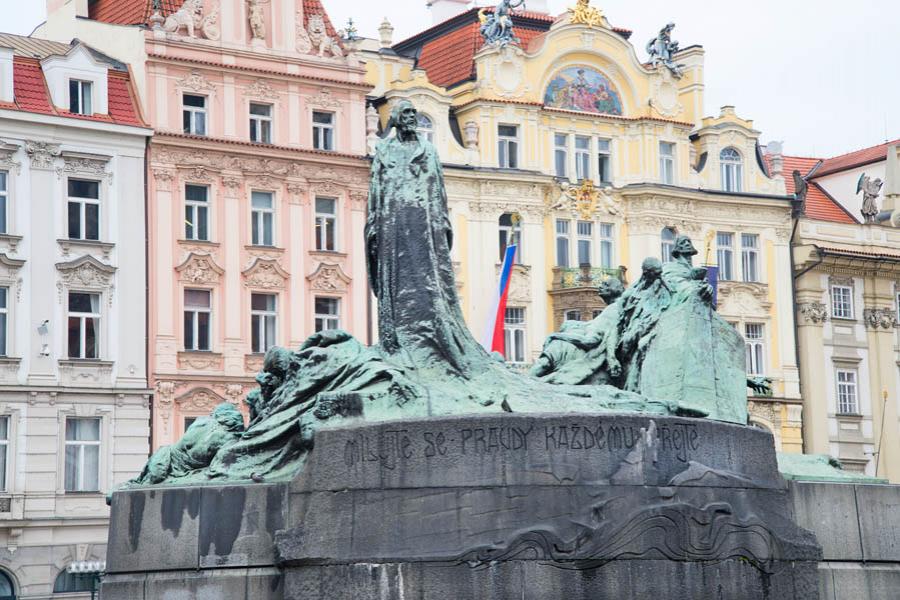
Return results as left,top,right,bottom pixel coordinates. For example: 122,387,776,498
102,413,824,599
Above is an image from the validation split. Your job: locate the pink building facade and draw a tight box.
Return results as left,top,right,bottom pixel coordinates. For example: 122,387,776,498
44,0,372,448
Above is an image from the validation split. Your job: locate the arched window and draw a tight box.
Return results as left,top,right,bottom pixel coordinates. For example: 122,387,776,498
417,114,434,143
660,227,677,263
53,570,95,594
720,147,743,192
750,420,772,434
498,213,522,263
0,570,13,600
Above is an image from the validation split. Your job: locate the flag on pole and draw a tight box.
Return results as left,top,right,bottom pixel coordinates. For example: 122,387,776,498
706,265,719,309
482,244,517,355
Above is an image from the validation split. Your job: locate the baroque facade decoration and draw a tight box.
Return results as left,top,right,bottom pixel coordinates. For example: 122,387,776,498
0,31,151,596
362,2,801,452
43,0,372,451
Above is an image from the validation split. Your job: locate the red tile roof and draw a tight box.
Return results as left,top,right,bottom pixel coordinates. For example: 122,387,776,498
302,0,344,46
816,138,900,177
763,152,857,224
7,56,147,128
88,0,183,25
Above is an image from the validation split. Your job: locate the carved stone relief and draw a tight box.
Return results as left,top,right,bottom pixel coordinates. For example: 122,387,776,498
152,168,176,192
717,282,772,312
55,255,116,305
175,387,226,412
176,253,224,285
176,352,224,371
24,141,61,170
244,79,279,102
863,308,897,330
307,262,351,292
504,264,532,304
295,11,313,54
306,14,343,58
307,88,341,110
797,302,828,324
56,155,112,185
0,255,24,303
0,142,22,175
242,258,289,290
175,70,217,96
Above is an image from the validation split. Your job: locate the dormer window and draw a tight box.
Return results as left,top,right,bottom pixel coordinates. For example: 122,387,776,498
183,94,208,136
69,79,93,115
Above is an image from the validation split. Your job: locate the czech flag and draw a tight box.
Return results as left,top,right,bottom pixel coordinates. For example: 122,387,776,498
482,244,517,355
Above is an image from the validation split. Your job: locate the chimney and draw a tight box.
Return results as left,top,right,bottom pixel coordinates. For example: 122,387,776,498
74,0,89,17
765,140,784,177
427,0,471,25
884,143,900,212
378,17,394,48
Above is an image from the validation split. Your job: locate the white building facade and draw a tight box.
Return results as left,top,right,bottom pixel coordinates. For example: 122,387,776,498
0,34,152,598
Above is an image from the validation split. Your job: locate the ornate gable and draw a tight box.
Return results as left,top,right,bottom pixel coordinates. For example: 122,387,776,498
55,255,116,304
307,262,351,293
176,253,224,285
242,258,290,290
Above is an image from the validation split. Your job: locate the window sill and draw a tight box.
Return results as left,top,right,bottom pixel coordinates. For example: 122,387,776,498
831,317,858,324
0,234,23,252
57,238,115,259
59,359,113,367
177,351,224,371
835,413,863,420
178,239,220,248
310,250,347,259
245,245,284,253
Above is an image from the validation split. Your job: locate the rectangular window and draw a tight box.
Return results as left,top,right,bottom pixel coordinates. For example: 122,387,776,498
0,416,8,491
831,285,854,319
741,233,760,282
251,191,275,246
896,292,900,324
313,111,335,151
251,293,277,353
64,418,100,492
67,179,100,241
717,232,734,281
184,184,209,241
184,417,197,433
555,219,570,267
249,102,273,144
575,136,591,181
745,323,765,376
565,310,581,322
184,289,211,351
498,125,519,169
599,223,614,269
577,221,593,266
0,287,6,357
0,170,7,234
498,214,522,263
314,297,340,332
659,142,675,185
597,139,612,184
836,370,859,415
182,94,207,136
554,133,568,178
68,79,93,115
315,197,337,251
67,292,100,359
504,307,526,364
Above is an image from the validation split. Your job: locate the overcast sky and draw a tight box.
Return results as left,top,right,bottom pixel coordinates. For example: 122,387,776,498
3,0,896,158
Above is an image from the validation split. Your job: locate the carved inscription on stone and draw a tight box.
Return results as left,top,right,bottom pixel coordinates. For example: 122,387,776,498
342,420,702,470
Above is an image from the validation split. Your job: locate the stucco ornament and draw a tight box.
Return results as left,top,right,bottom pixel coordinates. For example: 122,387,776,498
176,253,224,285
295,11,313,53
479,0,525,48
117,103,757,491
864,307,897,330
307,14,343,58
798,302,828,324
247,0,268,40
646,23,685,79
555,179,619,218
163,0,203,38
857,173,884,224
568,0,605,27
24,141,60,170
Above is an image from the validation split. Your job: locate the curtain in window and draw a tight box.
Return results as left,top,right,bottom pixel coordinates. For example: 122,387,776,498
88,293,100,359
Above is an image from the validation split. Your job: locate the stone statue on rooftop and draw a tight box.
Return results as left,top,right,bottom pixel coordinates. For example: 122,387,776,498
647,22,685,79
857,173,884,224
793,169,809,212
479,0,526,48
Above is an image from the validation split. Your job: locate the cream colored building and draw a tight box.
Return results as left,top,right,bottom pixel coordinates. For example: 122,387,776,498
780,140,900,480
0,34,152,598
361,1,802,449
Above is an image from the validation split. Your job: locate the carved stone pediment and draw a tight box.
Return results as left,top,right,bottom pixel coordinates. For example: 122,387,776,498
307,88,341,110
0,141,22,174
242,258,290,290
175,387,226,412
496,264,532,304
175,70,217,96
56,152,113,184
176,253,224,285
25,141,61,170
0,254,24,303
307,262,351,292
55,255,116,304
244,79,280,101
717,282,772,312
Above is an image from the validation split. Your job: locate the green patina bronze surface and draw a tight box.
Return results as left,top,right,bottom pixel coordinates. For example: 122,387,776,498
777,453,887,484
115,101,752,493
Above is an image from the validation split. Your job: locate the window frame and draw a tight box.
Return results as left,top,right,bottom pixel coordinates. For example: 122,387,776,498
249,102,273,144
183,289,212,352
661,227,677,263
659,141,676,185
720,147,743,192
575,135,591,181
63,417,101,493
184,184,210,242
716,232,735,281
831,284,855,320
314,196,337,252
68,79,93,116
503,307,527,364
67,291,101,360
498,124,519,169
564,310,582,322
314,296,340,332
66,178,101,241
0,170,7,235
554,133,569,179
597,138,612,185
498,213,522,264
417,113,435,143
0,416,9,493
182,93,208,136
0,287,6,358
598,222,614,269
741,233,760,283
836,369,859,415
250,190,275,247
250,292,278,354
576,220,593,267
312,111,335,151
744,322,766,377
555,219,570,267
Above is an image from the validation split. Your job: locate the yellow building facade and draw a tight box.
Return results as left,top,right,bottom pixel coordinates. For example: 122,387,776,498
360,3,801,451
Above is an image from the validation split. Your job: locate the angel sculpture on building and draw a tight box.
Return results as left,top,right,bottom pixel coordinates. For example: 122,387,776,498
479,0,526,47
646,22,684,79
857,173,884,224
